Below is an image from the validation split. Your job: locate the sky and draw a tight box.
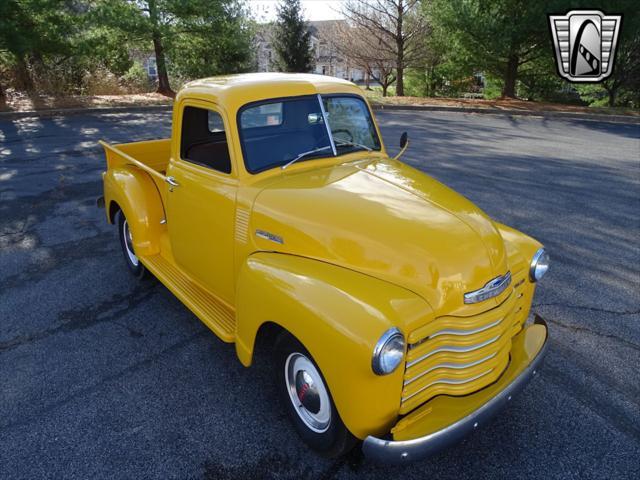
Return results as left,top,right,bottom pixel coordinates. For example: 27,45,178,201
248,1,345,22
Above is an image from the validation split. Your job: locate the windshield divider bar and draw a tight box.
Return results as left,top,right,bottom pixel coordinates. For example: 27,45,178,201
318,94,337,157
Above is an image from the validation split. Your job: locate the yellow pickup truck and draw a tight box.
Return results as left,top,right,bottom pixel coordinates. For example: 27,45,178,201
99,73,549,463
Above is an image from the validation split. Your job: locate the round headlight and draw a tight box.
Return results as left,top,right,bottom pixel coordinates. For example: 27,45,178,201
530,248,550,282
372,328,405,375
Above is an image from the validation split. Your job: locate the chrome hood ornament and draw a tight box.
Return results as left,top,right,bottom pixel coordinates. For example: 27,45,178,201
464,272,512,304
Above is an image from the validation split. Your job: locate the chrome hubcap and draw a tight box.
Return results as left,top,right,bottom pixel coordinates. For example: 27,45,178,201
285,353,331,433
122,219,139,267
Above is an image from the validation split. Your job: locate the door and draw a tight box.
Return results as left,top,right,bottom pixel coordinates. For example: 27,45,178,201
165,102,238,305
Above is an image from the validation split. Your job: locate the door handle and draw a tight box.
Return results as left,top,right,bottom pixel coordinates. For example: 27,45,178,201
165,176,180,187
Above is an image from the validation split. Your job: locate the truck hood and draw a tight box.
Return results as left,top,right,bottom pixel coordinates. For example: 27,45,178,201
250,158,509,314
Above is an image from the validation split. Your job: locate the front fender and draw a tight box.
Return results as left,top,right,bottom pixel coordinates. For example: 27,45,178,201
235,252,432,439
103,167,164,257
495,222,543,267
495,222,544,327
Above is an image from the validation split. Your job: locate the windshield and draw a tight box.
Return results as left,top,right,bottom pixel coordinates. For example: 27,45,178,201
238,94,381,173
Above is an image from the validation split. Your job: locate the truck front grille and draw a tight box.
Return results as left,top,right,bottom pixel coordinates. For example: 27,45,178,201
399,285,525,415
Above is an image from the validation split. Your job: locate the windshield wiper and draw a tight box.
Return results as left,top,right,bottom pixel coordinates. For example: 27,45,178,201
334,140,372,152
281,145,333,170
280,141,371,171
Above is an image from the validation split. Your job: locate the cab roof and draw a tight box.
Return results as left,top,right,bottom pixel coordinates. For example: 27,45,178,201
177,73,365,112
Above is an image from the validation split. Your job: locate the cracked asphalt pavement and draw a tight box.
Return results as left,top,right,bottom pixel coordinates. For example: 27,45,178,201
1,110,639,479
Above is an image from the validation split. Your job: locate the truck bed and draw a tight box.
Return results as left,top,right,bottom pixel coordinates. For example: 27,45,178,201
104,138,171,174
101,138,172,196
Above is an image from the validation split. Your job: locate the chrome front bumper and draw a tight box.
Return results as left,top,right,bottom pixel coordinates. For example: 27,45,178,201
362,315,549,464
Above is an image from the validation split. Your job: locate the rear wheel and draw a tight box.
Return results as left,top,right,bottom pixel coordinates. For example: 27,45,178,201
274,331,356,457
117,211,147,279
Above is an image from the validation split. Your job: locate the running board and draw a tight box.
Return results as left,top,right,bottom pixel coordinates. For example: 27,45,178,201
141,255,235,342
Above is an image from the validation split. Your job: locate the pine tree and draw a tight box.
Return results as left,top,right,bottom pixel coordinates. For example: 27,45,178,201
93,0,253,97
428,0,553,98
272,0,314,73
0,0,77,93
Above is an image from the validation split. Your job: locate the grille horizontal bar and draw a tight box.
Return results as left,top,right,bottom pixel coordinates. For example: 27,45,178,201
403,351,498,386
427,317,503,339
406,334,501,369
402,369,494,402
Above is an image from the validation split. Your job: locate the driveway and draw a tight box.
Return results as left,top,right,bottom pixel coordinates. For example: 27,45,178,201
1,110,638,479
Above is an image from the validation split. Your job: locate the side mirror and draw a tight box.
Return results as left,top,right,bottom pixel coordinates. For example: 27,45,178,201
394,132,409,160
400,132,408,149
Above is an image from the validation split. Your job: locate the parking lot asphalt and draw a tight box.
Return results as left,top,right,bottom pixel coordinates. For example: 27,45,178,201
1,109,639,479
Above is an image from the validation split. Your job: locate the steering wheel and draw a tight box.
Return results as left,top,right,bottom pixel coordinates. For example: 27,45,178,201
332,129,353,143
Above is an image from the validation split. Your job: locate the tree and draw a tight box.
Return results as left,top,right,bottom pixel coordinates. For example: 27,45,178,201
0,57,7,106
0,0,78,95
341,0,428,96
167,1,254,79
93,0,175,95
601,8,639,106
94,0,253,96
331,22,397,96
147,0,172,95
272,0,314,72
427,0,554,98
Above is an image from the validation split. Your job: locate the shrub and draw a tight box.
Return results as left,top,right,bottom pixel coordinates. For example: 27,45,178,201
482,75,503,100
82,66,124,95
405,69,428,97
120,62,152,93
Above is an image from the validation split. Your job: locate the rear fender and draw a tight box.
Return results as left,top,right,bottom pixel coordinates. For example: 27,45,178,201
235,252,432,439
103,166,165,256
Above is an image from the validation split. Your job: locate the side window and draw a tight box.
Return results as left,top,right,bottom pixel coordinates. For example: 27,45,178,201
180,106,232,174
322,97,380,150
239,102,283,128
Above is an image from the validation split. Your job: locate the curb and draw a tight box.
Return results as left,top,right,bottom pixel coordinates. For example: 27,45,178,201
371,103,640,125
1,102,638,125
0,103,173,120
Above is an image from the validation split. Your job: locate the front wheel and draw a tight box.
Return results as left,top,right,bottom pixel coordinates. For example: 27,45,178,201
117,211,147,279
274,332,356,457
